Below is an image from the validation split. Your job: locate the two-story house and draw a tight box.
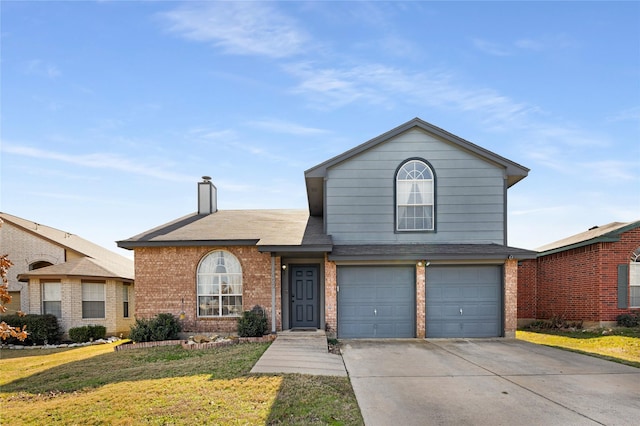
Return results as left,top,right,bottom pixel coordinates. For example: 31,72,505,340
118,118,535,338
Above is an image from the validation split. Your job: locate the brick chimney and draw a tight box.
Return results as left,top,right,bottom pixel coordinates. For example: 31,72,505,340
198,176,217,215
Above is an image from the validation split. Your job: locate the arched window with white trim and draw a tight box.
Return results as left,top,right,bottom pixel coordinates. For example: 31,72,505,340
396,159,435,231
197,251,242,317
630,247,640,308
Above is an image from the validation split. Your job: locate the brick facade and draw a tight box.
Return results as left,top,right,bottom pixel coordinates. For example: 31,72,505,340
518,227,640,325
323,255,337,337
133,245,282,334
28,277,134,337
504,259,518,337
416,264,426,338
0,220,65,314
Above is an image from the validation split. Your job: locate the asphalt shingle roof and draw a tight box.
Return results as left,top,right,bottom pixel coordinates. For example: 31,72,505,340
1,212,134,280
117,209,332,248
536,220,640,254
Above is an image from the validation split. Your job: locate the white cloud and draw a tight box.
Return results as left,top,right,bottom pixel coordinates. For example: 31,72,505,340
159,2,308,58
514,39,544,51
247,119,329,136
607,106,640,122
2,143,193,182
285,62,534,125
26,59,61,78
472,38,511,56
579,160,639,182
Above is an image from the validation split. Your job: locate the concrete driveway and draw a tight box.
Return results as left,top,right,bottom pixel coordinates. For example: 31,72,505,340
341,339,640,426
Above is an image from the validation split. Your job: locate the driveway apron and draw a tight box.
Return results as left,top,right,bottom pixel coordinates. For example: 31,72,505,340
341,339,640,426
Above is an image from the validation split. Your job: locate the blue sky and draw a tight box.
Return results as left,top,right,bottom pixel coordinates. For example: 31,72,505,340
1,1,639,257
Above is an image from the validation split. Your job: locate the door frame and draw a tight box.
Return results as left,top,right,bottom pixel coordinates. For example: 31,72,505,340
289,264,320,329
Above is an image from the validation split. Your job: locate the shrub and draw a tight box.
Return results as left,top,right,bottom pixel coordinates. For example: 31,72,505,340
2,314,61,345
237,308,268,337
68,325,107,343
129,313,181,342
616,313,640,327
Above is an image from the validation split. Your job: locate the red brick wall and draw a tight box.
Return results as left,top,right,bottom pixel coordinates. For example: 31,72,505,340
134,246,281,334
517,259,537,319
518,227,640,323
324,255,337,336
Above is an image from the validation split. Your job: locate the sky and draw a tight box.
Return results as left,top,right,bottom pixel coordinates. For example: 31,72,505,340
1,1,639,258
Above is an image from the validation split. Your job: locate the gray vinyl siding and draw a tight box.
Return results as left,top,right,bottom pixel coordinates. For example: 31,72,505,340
325,128,506,244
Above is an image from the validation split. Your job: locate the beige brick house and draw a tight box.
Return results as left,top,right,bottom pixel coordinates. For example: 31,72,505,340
0,212,135,337
119,118,535,338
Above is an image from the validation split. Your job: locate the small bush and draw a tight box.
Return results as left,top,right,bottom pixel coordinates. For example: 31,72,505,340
2,314,61,345
238,309,268,337
68,325,107,343
616,313,640,327
129,313,181,342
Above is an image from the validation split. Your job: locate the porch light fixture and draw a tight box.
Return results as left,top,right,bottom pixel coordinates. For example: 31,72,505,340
282,264,287,270
417,261,430,267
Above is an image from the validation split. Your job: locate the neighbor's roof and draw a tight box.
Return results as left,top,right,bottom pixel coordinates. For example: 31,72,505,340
536,220,640,255
117,209,332,250
304,117,530,216
18,257,134,282
1,212,134,280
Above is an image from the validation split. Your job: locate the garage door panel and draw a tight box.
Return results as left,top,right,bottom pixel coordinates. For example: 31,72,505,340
338,266,415,338
426,266,502,338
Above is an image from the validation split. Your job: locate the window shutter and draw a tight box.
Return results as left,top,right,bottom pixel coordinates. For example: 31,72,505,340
618,264,629,309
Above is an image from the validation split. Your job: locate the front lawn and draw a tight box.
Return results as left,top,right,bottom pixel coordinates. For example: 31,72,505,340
517,328,640,368
1,342,363,425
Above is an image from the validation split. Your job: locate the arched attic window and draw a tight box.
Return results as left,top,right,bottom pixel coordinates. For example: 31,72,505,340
197,250,242,317
396,159,435,231
29,261,53,270
630,247,640,308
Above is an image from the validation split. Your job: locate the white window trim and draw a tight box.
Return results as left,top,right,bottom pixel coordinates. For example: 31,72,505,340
82,281,106,320
42,281,62,318
396,159,435,232
630,248,640,308
197,251,243,318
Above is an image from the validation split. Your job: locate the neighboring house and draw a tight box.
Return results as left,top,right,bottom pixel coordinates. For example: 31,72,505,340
118,118,535,339
0,212,135,337
518,221,640,327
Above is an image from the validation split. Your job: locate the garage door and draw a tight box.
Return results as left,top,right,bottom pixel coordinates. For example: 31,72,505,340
426,266,502,338
338,266,415,338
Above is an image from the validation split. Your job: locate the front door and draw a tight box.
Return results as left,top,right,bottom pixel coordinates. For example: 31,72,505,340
290,265,319,329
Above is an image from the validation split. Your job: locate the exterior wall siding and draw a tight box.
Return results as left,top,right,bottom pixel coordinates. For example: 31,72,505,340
325,128,506,244
133,245,282,334
0,221,65,314
518,228,640,324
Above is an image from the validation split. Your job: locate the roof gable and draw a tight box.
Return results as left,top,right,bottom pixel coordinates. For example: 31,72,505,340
536,220,640,255
304,117,529,216
1,212,134,279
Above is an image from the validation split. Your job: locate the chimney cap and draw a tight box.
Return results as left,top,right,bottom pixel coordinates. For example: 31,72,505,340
202,176,212,182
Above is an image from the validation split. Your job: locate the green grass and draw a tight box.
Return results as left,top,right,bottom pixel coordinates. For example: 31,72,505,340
1,342,363,425
517,328,640,368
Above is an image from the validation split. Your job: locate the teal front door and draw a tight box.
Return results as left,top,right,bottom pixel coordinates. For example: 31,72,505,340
290,265,319,329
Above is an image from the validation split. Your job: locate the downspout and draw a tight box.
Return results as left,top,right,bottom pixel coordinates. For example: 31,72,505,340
271,254,277,334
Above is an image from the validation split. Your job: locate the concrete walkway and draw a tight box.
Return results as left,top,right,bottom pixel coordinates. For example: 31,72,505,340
250,330,347,376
